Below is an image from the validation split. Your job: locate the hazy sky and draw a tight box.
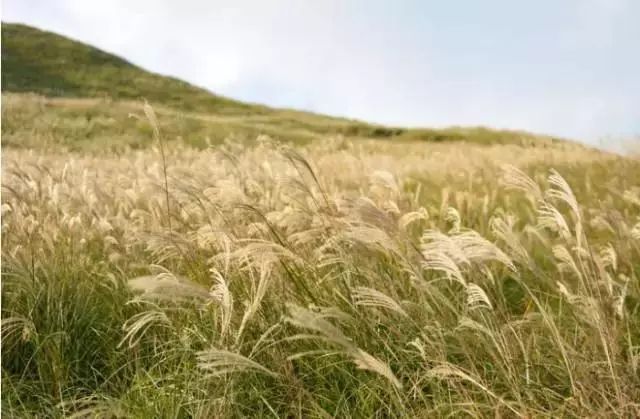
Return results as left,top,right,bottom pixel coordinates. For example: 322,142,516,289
4,0,640,147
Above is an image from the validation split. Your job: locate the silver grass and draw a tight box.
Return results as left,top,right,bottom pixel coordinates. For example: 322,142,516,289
552,245,583,280
490,215,530,266
383,199,401,216
353,348,403,389
1,315,35,344
465,283,493,310
500,164,542,203
351,286,409,317
546,169,581,223
556,281,603,328
120,309,171,349
226,239,304,268
599,244,618,272
196,348,279,378
288,226,328,248
341,196,396,232
445,207,461,234
127,272,211,302
236,262,272,345
614,275,629,319
421,250,467,285
407,338,427,360
398,207,429,232
421,230,471,267
210,269,234,340
340,224,401,256
427,363,523,417
59,397,124,419
284,304,402,389
457,316,493,336
537,200,572,241
454,230,515,271
370,170,399,194
284,304,354,349
421,229,515,273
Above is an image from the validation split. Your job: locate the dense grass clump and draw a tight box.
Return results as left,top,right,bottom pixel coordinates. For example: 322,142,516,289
2,105,639,417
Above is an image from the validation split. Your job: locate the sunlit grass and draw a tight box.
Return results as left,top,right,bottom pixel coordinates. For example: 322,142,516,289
2,107,639,417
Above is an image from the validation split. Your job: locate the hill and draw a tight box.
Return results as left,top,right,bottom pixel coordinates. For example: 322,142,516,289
1,22,261,115
1,22,571,150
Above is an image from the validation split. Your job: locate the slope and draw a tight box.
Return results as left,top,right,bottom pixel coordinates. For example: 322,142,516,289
1,22,570,150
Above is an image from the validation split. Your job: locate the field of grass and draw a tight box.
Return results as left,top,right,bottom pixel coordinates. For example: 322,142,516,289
2,102,640,417
0,93,574,152
2,21,640,418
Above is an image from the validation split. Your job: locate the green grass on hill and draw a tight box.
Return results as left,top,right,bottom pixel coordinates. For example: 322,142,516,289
2,93,570,151
1,23,261,115
1,22,571,150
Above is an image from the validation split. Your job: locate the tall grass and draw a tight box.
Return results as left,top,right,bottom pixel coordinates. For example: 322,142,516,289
2,113,639,417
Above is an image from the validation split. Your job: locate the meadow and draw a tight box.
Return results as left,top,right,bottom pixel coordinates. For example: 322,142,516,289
2,101,640,417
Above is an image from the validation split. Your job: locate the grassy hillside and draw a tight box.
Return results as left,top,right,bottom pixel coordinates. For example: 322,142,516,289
2,93,572,151
2,21,640,419
1,23,261,115
1,22,570,150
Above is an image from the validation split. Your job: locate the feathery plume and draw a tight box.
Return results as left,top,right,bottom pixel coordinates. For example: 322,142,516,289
352,286,409,317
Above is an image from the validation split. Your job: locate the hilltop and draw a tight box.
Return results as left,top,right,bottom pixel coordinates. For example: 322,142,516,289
1,23,261,115
2,22,570,150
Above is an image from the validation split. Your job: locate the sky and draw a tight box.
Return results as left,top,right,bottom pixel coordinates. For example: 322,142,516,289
3,0,640,148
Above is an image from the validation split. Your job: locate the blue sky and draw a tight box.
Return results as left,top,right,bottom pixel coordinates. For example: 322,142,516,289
4,0,639,147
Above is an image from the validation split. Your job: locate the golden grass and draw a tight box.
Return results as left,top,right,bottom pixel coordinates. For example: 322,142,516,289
2,111,639,417
2,92,576,152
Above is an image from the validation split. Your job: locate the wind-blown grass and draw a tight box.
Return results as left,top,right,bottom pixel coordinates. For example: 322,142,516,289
2,109,639,417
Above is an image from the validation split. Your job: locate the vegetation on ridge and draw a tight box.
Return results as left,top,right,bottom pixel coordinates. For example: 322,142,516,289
1,23,259,115
2,22,569,150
